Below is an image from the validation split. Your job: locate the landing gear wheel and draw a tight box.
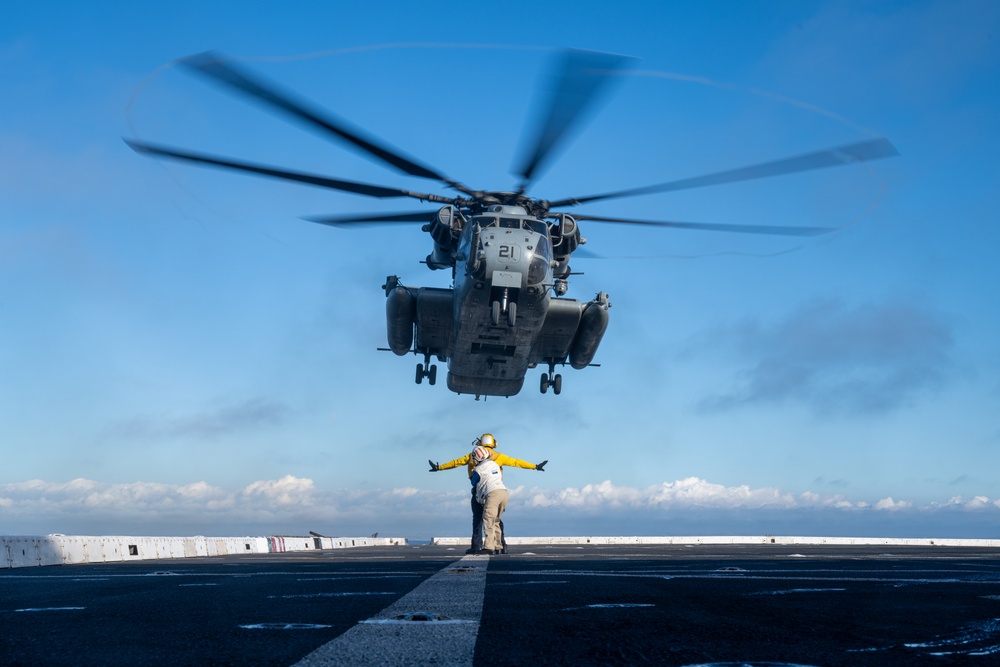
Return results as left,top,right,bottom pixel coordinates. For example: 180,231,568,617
491,300,501,326
428,364,437,385
415,363,424,384
507,301,517,327
540,373,549,394
553,374,562,395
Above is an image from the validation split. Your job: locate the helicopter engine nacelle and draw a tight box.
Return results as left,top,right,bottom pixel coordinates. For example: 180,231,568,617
385,286,415,355
569,292,610,369
423,205,463,270
551,214,582,277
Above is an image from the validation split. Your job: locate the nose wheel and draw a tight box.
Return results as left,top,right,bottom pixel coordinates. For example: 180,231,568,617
490,299,517,327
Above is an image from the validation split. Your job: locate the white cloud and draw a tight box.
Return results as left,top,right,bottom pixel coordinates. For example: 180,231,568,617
522,477,802,511
874,497,912,511
243,475,315,507
3,476,1000,538
965,496,991,510
933,495,1000,511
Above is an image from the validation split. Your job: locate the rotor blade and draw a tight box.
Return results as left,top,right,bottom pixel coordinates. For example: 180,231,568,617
513,49,634,192
180,51,467,191
303,211,434,228
571,213,836,236
125,139,456,201
550,137,899,207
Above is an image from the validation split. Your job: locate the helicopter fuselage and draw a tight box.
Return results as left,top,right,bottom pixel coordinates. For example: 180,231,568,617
384,205,610,397
449,208,553,396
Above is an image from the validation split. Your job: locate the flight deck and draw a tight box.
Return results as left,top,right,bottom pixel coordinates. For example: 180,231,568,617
3,541,1000,665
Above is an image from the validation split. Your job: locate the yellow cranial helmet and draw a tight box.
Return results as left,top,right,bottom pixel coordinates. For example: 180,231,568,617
478,433,496,448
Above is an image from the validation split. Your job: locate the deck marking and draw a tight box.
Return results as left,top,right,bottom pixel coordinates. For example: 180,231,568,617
241,623,332,630
293,555,488,666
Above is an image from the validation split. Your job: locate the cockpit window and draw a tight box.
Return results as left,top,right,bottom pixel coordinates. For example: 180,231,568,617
523,219,548,235
472,215,548,235
527,233,553,285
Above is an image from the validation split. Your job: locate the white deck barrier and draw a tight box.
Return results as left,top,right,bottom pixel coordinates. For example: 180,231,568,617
1,534,406,569
430,535,1000,547
7,534,996,568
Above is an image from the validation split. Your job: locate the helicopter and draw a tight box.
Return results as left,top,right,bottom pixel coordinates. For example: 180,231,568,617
127,50,898,399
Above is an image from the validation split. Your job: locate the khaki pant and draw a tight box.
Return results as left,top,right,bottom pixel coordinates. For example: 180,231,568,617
481,489,509,551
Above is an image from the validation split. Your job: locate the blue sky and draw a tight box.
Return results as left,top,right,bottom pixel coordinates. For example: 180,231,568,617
3,1,999,539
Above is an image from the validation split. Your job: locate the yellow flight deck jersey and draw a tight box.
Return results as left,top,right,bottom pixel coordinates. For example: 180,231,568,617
438,450,538,478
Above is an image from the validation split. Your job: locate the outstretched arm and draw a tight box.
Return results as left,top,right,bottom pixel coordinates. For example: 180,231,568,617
492,452,542,470
436,454,472,471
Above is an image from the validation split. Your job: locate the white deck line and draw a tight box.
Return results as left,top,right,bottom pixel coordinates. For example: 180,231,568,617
293,555,489,666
